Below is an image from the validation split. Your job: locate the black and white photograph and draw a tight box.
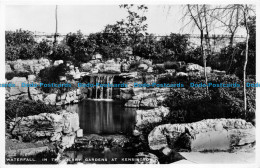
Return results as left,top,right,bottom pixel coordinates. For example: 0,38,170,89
0,1,258,166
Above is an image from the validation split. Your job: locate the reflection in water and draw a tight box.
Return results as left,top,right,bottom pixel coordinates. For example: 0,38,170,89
65,100,137,134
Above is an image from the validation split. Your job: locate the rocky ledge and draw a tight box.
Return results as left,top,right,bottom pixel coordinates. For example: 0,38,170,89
7,110,82,153
148,119,255,152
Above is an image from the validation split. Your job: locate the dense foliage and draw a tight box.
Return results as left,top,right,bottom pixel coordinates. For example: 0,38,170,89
163,75,255,124
5,100,60,121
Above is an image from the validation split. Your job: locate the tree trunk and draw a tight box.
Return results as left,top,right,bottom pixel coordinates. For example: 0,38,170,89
243,30,249,116
200,31,208,93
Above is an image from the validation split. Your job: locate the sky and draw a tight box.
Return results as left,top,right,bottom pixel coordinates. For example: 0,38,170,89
5,5,246,36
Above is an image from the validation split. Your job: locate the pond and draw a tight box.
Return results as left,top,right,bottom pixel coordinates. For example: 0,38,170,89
65,100,137,135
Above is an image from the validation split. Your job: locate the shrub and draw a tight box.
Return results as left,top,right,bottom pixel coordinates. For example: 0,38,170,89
163,75,255,124
50,43,71,61
5,29,37,61
35,39,52,59
5,100,60,121
37,64,70,93
5,71,30,80
163,61,179,70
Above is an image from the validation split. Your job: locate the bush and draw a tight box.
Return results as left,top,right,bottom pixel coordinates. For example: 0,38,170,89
5,100,60,121
50,43,71,61
5,29,54,61
37,64,70,93
35,39,52,59
5,29,37,61
5,71,30,80
163,75,255,124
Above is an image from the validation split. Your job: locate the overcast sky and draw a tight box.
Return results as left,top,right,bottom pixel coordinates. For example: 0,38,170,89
5,5,246,35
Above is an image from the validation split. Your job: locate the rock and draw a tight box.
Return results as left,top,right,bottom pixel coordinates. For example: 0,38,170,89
32,64,45,74
28,75,36,82
6,64,12,73
162,147,172,156
54,60,64,66
133,129,141,136
9,110,79,142
186,63,203,72
138,64,148,70
165,69,176,75
9,77,28,96
140,98,158,108
147,67,153,73
111,135,129,148
120,88,133,100
102,63,121,74
122,63,130,72
59,76,66,81
80,63,92,72
50,132,62,141
62,113,79,134
13,63,28,72
136,106,169,127
191,130,230,151
76,129,83,138
73,73,81,80
31,93,43,101
61,133,76,149
213,69,226,75
135,152,159,164
44,94,57,105
176,72,188,77
125,100,140,107
38,58,50,67
148,119,255,151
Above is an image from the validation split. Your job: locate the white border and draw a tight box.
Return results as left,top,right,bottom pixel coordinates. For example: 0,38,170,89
0,0,259,168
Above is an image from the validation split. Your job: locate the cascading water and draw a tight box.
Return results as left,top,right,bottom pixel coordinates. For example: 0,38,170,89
86,74,115,100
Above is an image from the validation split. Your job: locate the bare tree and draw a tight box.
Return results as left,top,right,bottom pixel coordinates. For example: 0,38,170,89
211,4,255,116
183,4,211,93
242,5,250,114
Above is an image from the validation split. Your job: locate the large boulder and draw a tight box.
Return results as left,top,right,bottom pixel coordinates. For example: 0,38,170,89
136,106,169,127
125,100,140,107
61,133,76,149
186,63,203,72
44,94,57,105
9,110,80,143
140,98,158,108
148,119,255,151
9,77,28,96
102,63,121,74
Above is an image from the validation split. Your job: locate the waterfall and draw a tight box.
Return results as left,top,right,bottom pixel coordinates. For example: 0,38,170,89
87,74,114,100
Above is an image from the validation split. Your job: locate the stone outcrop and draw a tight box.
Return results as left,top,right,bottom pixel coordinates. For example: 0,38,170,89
6,58,51,74
148,119,255,151
136,106,170,127
6,77,28,100
44,94,57,105
140,98,158,108
9,110,80,149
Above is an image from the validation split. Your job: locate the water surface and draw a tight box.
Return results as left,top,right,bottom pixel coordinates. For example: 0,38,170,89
65,100,137,135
